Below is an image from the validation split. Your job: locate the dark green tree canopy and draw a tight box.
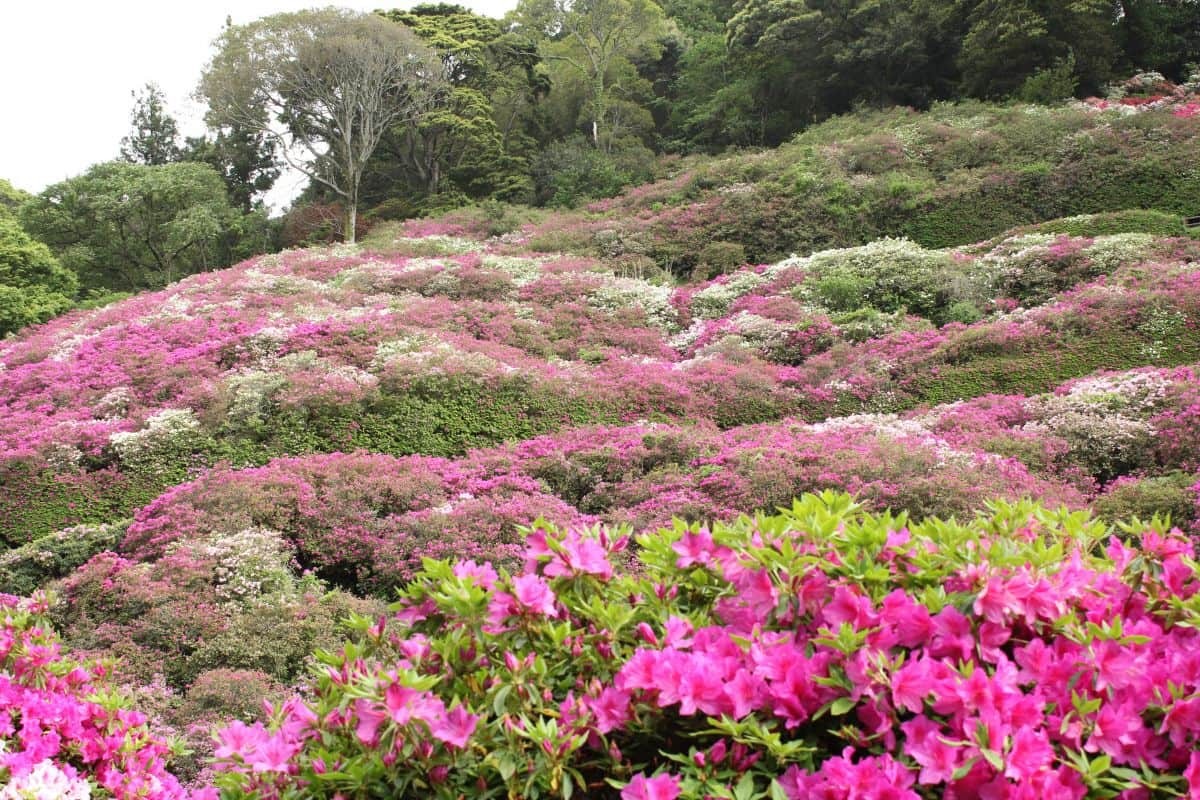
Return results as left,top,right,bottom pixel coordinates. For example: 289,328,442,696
255,0,1200,208
20,161,242,292
513,0,668,148
0,211,77,336
361,5,546,205
185,124,280,215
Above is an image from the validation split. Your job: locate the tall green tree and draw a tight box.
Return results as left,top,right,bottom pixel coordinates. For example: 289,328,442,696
185,123,280,215
200,9,448,242
20,162,241,292
368,5,542,203
0,178,30,213
957,0,1118,98
513,0,668,149
723,0,960,143
0,214,77,336
120,83,183,165
1116,0,1200,81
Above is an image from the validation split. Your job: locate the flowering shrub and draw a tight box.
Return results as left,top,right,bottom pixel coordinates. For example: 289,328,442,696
1078,73,1200,119
1,220,1196,544
0,520,125,595
0,593,197,799
115,415,1081,593
54,530,378,690
210,492,1200,799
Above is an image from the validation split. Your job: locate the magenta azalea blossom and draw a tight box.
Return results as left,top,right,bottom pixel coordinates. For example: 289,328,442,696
511,573,559,617
622,772,681,800
1005,726,1055,781
429,703,479,750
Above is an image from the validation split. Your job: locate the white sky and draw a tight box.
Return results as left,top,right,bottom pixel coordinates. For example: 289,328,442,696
0,1,518,211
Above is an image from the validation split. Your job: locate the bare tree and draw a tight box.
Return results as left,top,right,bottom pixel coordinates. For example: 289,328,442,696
199,8,448,242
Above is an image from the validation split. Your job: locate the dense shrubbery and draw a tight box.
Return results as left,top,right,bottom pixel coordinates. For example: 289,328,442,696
109,419,1080,593
1,226,1198,542
0,214,79,336
506,102,1200,275
208,493,1200,799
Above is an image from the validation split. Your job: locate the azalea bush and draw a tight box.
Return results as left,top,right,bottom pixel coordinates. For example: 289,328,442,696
54,535,377,690
0,592,197,799
2,221,1197,543
210,492,1200,799
112,417,1081,594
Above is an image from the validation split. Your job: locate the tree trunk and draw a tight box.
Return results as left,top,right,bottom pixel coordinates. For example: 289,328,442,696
345,171,360,245
345,202,357,244
428,158,440,196
592,73,605,148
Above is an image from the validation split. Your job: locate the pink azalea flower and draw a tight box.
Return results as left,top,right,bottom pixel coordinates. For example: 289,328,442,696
724,668,765,719
385,684,424,725
556,530,614,580
880,590,933,647
511,574,559,617
673,529,727,569
1084,700,1144,760
901,715,960,785
452,560,498,589
588,687,632,733
1005,726,1054,781
622,772,681,800
429,703,478,750
1184,751,1200,798
890,657,935,714
354,699,388,745
249,733,298,774
213,720,266,761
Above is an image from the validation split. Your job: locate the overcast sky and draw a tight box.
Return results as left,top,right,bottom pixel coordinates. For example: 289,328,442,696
1,1,518,210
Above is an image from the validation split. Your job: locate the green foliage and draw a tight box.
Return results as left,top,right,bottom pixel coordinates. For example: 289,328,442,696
1017,53,1079,104
119,83,183,166
0,284,75,336
514,0,667,150
184,590,375,686
1116,0,1200,82
1094,472,1199,530
185,126,280,216
918,327,1200,408
534,136,656,207
725,0,955,145
957,0,1116,98
799,238,970,323
0,521,126,595
694,240,747,279
0,214,77,335
200,8,448,242
1019,210,1186,238
0,178,31,211
20,161,243,292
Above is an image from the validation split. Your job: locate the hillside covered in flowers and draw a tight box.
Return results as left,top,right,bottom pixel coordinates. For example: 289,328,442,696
3,94,1200,798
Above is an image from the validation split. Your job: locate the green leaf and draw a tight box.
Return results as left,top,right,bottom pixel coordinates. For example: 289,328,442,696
829,697,856,716
734,772,755,800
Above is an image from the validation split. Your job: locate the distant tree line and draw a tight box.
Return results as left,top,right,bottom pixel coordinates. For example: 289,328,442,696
341,0,1200,217
1,0,1198,334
